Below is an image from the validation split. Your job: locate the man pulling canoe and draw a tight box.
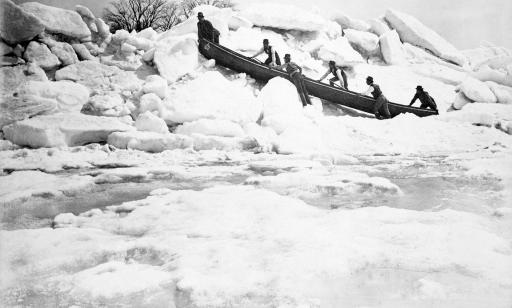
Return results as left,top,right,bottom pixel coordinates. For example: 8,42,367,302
318,60,349,90
409,85,438,111
363,76,391,119
250,39,281,67
276,54,312,107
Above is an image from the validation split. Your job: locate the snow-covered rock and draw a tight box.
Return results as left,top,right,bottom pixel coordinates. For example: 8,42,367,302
139,93,163,115
176,119,245,137
75,5,95,20
55,60,121,89
368,18,391,36
0,170,94,203
154,35,198,83
317,37,365,64
0,64,47,96
107,131,192,153
120,42,137,55
344,29,380,57
472,65,512,88
136,28,158,41
85,92,129,117
72,43,95,61
385,9,466,66
458,77,497,103
238,3,332,33
486,81,512,104
95,18,111,39
142,75,168,99
163,71,261,124
23,41,61,70
50,42,79,66
452,92,472,110
135,111,169,134
332,13,371,32
0,41,13,56
379,30,407,65
259,77,303,119
441,103,512,128
126,36,154,51
0,0,44,45
0,96,56,129
20,2,91,39
16,80,90,113
3,113,133,148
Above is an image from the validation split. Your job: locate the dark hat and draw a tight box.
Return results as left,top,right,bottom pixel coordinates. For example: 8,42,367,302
416,85,423,91
284,53,291,59
366,76,373,82
197,12,204,18
329,60,335,66
263,39,269,44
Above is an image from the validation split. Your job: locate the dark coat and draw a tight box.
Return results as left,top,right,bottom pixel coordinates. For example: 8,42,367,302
197,20,219,41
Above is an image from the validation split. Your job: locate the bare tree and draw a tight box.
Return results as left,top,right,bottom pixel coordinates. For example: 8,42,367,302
181,0,233,19
104,0,181,32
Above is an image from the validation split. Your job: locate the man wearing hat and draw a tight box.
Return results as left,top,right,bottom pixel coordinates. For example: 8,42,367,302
363,76,391,119
317,60,348,89
276,54,312,106
409,86,438,111
197,12,220,44
250,39,281,66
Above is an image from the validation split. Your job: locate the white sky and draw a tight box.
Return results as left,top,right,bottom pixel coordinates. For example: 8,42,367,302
13,0,512,49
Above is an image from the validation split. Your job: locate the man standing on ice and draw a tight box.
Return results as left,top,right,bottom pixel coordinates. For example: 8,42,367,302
409,85,438,112
276,54,312,107
197,12,220,44
250,39,281,66
318,60,349,89
363,76,391,119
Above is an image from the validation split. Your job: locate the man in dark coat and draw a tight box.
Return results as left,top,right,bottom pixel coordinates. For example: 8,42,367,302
363,76,391,119
409,85,438,111
250,39,281,66
318,60,348,89
276,54,312,107
197,12,220,43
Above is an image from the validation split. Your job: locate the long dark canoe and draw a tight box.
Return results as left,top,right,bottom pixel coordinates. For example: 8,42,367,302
198,39,438,118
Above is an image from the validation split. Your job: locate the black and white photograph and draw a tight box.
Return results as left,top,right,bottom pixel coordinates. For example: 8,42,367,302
1,0,511,306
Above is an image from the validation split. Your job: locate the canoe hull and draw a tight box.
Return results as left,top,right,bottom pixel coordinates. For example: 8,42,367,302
199,39,438,118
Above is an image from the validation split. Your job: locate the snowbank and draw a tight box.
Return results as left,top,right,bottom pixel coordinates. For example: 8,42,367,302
135,111,169,134
344,29,380,57
153,34,199,83
385,9,467,66
16,80,90,113
458,77,497,103
237,3,334,34
379,30,407,65
4,113,133,148
316,37,365,64
162,71,261,124
107,131,192,153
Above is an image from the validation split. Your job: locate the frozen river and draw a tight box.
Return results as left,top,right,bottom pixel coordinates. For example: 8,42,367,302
1,146,511,307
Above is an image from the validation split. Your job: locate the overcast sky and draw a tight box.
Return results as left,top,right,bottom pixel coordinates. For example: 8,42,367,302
13,0,512,50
